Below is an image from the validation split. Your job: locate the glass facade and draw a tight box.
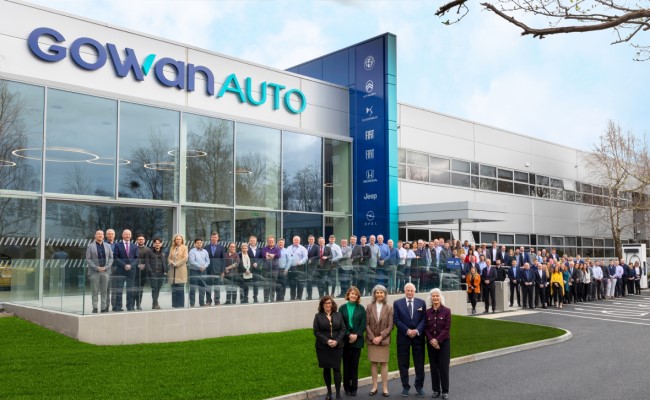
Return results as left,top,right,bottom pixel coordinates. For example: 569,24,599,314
0,78,353,308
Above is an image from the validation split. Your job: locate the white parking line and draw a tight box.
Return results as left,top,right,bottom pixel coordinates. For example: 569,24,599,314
537,309,650,326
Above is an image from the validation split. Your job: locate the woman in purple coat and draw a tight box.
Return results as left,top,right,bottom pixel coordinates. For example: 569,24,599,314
424,288,452,399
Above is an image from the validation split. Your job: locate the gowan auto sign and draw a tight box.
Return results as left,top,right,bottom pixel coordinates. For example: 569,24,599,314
27,27,307,114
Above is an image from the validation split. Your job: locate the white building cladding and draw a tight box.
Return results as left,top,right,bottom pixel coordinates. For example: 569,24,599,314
397,103,636,259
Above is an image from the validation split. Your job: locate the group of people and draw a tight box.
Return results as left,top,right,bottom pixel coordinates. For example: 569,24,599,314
85,230,460,313
313,284,451,400
459,242,644,313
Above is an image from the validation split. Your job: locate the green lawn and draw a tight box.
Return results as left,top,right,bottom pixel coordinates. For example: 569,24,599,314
0,316,563,399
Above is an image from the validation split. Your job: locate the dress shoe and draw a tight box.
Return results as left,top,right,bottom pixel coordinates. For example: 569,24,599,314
432,392,441,398
416,388,426,397
92,308,98,313
483,310,489,314
441,394,449,399
491,310,495,313
383,392,389,398
336,394,342,400
401,388,409,397
509,303,513,307
137,306,142,311
369,389,378,396
101,308,108,313
325,394,332,400
113,308,124,312
351,391,357,396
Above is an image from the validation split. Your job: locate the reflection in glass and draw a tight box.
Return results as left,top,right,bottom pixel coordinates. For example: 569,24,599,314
44,201,173,310
429,170,450,185
514,183,530,196
451,173,470,187
451,159,470,173
183,207,233,243
45,90,117,196
283,212,322,244
407,166,428,182
235,210,279,244
499,234,514,245
119,103,179,201
479,178,497,191
480,165,496,177
184,114,233,205
429,156,449,170
235,123,280,209
325,216,351,243
497,180,513,193
407,151,428,167
0,196,41,260
324,139,351,214
515,234,529,245
0,80,43,193
283,132,322,212
398,165,406,179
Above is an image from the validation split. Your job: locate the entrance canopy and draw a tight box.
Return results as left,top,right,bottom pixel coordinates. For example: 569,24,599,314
399,201,506,241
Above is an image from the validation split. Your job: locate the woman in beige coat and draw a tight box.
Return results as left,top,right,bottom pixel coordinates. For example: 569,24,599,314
365,284,393,397
168,234,188,308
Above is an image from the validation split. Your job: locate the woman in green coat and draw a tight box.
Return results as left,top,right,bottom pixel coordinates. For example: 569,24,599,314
340,286,367,397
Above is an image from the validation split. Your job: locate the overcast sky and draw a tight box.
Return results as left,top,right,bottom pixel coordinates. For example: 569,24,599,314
30,0,650,150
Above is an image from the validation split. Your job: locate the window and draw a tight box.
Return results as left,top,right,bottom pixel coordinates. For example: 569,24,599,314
499,234,514,245
324,139,351,213
429,156,449,170
605,239,614,247
470,162,479,175
451,159,470,173
470,176,479,189
565,237,577,247
592,186,603,196
407,151,428,167
536,175,549,186
514,171,528,183
283,131,322,212
582,237,594,247
235,123,281,209
47,89,117,197
236,210,280,243
480,178,497,191
184,114,233,206
480,232,497,243
564,191,576,202
480,165,496,177
407,166,428,182
550,189,563,200
581,183,592,193
594,238,605,247
537,235,550,246
183,207,233,243
119,102,179,201
498,169,513,180
515,234,529,245
451,173,470,187
550,178,564,189
398,164,406,179
497,180,513,193
429,170,450,185
551,237,564,246
398,148,406,163
514,183,530,196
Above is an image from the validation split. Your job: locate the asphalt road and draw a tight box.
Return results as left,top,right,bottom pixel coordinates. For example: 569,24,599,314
350,292,650,400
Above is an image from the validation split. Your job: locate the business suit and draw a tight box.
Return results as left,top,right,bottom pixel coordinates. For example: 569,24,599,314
481,264,497,313
205,242,225,305
113,241,140,311
535,269,548,308
340,302,367,395
519,268,536,309
516,252,530,267
86,240,114,312
247,246,263,303
351,244,371,295
305,243,320,300
366,302,394,361
508,265,521,306
316,245,333,297
393,296,426,392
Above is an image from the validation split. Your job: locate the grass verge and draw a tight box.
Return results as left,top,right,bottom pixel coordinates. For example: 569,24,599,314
0,315,563,399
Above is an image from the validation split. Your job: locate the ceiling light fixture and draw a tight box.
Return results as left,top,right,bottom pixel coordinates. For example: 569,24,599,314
11,147,99,163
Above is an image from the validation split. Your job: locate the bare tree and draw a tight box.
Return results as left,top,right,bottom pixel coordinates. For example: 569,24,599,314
589,120,649,258
436,1,650,60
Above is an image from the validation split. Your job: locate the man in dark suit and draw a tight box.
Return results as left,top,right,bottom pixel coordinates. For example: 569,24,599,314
517,246,530,267
247,236,262,303
508,259,521,307
393,283,427,397
350,235,370,295
112,229,139,312
486,241,499,265
315,236,333,297
535,265,548,308
498,245,509,267
305,235,320,300
519,263,535,309
481,259,497,313
205,232,225,306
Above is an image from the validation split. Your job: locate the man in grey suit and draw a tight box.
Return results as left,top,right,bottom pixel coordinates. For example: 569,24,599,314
86,230,114,313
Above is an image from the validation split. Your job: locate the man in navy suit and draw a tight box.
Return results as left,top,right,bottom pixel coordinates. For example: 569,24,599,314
481,259,497,313
508,259,521,307
517,246,530,267
112,229,139,312
205,232,225,306
393,283,427,397
519,263,535,309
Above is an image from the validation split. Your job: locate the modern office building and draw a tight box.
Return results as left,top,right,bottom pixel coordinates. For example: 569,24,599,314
0,0,644,298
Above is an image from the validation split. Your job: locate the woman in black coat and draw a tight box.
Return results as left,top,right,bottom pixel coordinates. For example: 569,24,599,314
314,295,346,400
339,286,366,397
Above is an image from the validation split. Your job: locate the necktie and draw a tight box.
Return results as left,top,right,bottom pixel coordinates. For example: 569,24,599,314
407,300,413,319
125,242,129,255
487,266,491,276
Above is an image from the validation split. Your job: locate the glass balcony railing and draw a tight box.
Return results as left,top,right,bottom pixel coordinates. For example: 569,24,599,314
6,257,462,315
